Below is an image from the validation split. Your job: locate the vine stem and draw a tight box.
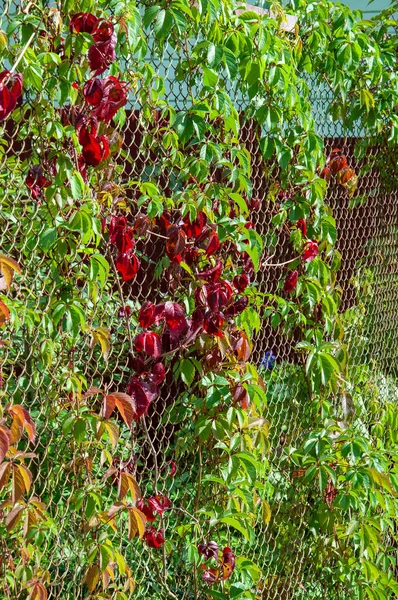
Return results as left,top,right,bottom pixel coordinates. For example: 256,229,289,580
262,254,302,268
8,29,38,77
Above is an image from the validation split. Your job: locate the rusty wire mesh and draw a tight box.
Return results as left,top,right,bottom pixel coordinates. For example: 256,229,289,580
0,1,397,599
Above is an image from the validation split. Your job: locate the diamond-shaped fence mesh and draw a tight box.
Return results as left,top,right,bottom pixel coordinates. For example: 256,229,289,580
0,1,397,599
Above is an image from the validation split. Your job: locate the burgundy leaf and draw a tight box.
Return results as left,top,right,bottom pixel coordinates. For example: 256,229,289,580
203,311,224,337
168,460,177,477
221,547,235,580
147,495,172,515
118,305,132,319
164,301,187,338
283,270,298,293
144,526,165,548
88,39,116,75
320,166,331,182
224,296,248,317
25,165,51,199
327,148,348,174
190,307,205,334
165,228,186,263
139,301,156,328
92,76,128,122
131,356,147,375
92,19,114,42
150,362,165,385
202,568,219,583
296,219,307,237
137,498,156,522
233,384,250,409
182,211,207,239
250,197,261,210
134,331,162,358
197,260,223,283
0,71,23,121
233,274,249,293
198,541,219,561
184,245,199,265
302,240,319,262
69,12,99,33
126,377,152,419
115,252,140,281
205,283,231,311
83,78,104,107
205,231,220,256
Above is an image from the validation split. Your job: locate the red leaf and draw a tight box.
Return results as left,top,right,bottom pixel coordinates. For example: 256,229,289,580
283,270,298,293
302,240,318,262
224,296,248,317
137,498,156,522
320,166,331,182
220,547,235,580
327,149,348,174
144,526,165,548
205,282,233,311
150,362,165,385
69,12,99,33
0,71,23,121
182,211,207,239
203,311,224,337
233,274,249,292
83,78,104,107
115,253,140,281
233,385,250,409
92,76,128,122
88,40,116,76
147,495,172,515
165,229,186,263
139,301,156,328
164,301,187,338
134,331,162,358
81,133,110,166
337,167,355,185
92,20,114,43
126,377,152,419
296,219,307,237
197,260,223,283
198,541,219,560
205,231,220,256
0,425,11,462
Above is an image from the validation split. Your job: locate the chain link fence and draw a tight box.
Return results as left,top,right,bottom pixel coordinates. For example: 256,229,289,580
0,1,397,599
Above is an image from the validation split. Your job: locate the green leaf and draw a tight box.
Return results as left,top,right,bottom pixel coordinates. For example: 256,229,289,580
39,227,57,251
153,9,173,39
69,172,85,200
219,516,251,541
180,359,195,386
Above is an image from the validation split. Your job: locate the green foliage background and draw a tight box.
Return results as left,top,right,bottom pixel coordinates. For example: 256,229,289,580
0,0,397,599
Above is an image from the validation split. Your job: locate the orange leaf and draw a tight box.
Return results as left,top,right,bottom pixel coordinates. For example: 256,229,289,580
12,464,31,504
0,462,11,489
0,425,11,462
27,582,48,600
127,507,146,539
9,405,36,442
10,415,24,444
118,472,140,502
0,300,10,326
6,503,25,531
105,392,136,427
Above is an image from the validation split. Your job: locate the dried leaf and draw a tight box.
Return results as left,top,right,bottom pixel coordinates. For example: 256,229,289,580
9,405,36,442
27,582,48,600
6,503,25,531
0,462,11,489
84,565,100,592
0,425,11,462
127,507,146,539
118,472,140,502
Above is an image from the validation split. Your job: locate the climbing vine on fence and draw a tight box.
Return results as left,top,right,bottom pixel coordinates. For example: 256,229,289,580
0,0,397,599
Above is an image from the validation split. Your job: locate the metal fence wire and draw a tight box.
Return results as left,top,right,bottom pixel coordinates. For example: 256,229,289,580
0,1,398,600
